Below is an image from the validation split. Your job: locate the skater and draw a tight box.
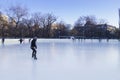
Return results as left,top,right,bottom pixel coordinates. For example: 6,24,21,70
31,37,37,60
2,37,5,44
19,38,23,44
29,38,31,43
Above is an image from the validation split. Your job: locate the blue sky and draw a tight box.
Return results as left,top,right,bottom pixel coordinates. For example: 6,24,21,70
0,0,120,27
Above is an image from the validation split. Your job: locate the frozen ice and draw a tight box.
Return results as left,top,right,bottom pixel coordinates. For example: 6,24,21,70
0,39,120,80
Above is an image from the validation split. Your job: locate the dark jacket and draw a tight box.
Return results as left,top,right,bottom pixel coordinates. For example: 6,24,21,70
31,39,37,48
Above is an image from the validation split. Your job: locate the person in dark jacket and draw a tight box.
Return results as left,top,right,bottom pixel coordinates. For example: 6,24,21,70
31,37,37,60
2,37,5,44
19,38,23,44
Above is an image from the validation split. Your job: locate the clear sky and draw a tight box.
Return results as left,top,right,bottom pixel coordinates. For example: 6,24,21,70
0,0,120,27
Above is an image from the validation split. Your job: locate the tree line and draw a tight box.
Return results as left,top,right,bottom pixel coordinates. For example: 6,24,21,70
0,5,120,39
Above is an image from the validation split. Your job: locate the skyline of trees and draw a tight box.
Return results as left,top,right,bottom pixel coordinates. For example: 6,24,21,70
0,5,120,39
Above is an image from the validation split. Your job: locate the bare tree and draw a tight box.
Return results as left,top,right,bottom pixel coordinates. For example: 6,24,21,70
31,12,42,28
44,13,57,27
74,16,86,27
41,13,57,37
22,17,34,37
84,16,97,26
74,15,97,27
98,19,108,24
31,12,57,37
34,13,57,28
7,5,28,28
6,5,28,38
32,12,57,26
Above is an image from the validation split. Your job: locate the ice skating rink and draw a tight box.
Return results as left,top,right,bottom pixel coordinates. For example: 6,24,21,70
0,39,120,80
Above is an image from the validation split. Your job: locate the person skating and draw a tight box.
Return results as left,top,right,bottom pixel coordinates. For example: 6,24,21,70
2,37,5,44
19,38,23,44
31,37,37,60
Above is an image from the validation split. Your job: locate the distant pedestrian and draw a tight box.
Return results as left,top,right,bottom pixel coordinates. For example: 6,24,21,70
2,37,5,44
29,38,31,43
30,37,37,60
71,36,75,41
19,38,23,44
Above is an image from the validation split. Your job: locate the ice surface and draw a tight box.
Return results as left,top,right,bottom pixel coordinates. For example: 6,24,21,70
0,39,120,80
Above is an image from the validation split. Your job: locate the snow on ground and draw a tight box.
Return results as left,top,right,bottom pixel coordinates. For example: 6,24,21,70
0,39,120,80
